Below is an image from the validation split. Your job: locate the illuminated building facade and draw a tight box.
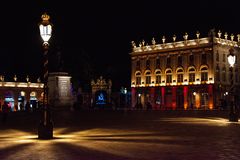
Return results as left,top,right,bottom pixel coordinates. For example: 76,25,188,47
130,30,240,110
0,75,44,111
0,72,73,111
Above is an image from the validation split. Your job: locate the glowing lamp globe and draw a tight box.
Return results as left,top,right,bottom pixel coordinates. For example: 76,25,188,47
227,48,236,67
39,13,52,45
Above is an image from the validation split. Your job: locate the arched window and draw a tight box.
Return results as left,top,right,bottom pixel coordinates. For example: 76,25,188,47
155,70,162,84
135,71,141,85
188,67,196,82
176,68,184,83
165,69,172,83
200,66,208,82
18,91,26,110
145,70,151,84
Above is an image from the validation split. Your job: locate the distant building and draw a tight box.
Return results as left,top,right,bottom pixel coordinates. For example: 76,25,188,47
130,30,240,110
0,72,74,111
76,76,129,110
0,75,43,111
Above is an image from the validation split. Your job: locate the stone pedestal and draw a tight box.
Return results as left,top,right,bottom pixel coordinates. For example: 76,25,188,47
48,72,73,109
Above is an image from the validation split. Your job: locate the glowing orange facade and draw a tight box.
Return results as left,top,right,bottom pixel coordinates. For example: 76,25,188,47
130,30,240,110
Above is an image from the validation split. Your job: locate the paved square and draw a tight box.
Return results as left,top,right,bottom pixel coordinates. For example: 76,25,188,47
0,110,239,160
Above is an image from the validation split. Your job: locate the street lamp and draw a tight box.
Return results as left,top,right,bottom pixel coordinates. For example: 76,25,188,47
227,48,238,122
38,13,54,139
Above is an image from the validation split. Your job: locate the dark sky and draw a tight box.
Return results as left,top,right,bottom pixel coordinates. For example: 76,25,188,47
0,1,239,90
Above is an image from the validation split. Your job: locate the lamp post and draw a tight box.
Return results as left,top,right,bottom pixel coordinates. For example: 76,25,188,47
38,13,54,139
227,48,238,122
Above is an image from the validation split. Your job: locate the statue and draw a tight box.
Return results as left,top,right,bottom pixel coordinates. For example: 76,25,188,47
196,31,200,39
224,32,228,40
131,41,136,48
183,32,188,41
173,35,176,42
218,30,222,38
152,37,156,45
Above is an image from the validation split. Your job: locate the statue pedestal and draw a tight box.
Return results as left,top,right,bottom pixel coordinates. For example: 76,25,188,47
48,72,73,109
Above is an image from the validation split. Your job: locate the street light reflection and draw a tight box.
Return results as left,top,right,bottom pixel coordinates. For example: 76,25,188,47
160,117,239,126
0,128,186,159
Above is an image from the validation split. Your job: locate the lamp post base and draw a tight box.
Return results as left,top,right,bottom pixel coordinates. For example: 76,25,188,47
38,121,53,139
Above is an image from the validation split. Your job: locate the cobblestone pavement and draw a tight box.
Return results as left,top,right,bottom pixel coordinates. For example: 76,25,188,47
0,110,239,160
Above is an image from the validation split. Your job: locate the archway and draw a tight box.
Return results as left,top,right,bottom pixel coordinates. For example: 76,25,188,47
18,91,26,111
30,91,38,111
4,91,15,111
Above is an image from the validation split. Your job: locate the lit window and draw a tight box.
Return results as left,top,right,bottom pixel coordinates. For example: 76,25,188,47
156,75,161,84
155,70,161,84
166,75,172,83
166,69,172,83
201,72,208,81
145,71,151,84
188,67,196,82
136,77,141,85
201,67,208,82
135,72,141,85
189,73,195,82
177,68,184,83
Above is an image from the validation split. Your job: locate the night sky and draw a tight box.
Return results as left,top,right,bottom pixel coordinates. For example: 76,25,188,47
0,1,239,91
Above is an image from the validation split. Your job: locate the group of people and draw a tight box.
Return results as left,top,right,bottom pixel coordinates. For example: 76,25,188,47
0,101,41,123
134,101,152,110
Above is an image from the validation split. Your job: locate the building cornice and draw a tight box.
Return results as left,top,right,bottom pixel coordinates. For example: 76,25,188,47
130,37,240,56
0,82,44,88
